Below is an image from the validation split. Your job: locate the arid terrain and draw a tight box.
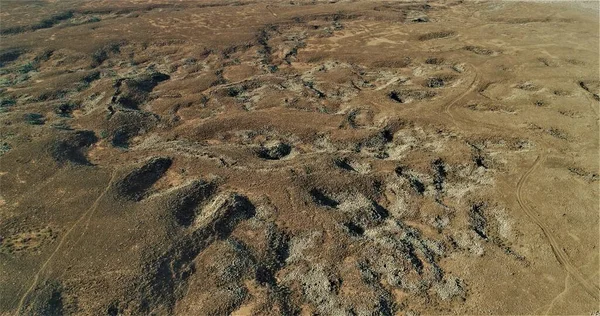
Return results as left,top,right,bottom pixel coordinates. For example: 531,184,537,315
0,0,598,315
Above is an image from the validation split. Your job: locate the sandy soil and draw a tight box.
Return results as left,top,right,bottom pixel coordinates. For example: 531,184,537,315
0,0,598,315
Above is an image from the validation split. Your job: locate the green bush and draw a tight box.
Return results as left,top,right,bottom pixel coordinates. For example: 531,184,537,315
0,143,10,156
54,101,80,117
32,11,74,30
18,62,37,74
86,16,101,23
24,113,45,125
0,98,16,107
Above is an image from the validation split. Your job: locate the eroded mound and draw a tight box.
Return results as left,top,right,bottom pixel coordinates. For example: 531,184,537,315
0,0,598,315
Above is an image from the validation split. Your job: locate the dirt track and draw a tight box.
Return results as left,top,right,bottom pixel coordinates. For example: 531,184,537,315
443,63,600,300
516,153,600,300
0,0,598,314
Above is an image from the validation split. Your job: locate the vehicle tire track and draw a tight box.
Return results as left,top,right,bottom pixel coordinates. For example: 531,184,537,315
445,64,600,301
14,170,117,315
516,154,600,300
66,171,119,259
443,64,480,127
266,4,277,17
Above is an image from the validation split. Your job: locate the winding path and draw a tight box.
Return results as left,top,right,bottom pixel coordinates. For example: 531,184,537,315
516,154,600,300
14,170,117,315
444,64,600,300
443,64,480,126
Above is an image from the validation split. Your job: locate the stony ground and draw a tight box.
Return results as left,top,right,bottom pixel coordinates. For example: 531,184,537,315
0,0,598,315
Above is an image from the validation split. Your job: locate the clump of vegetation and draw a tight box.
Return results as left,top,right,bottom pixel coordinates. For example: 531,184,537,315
0,26,26,36
50,130,98,165
0,97,17,108
0,142,11,156
425,57,444,65
410,177,426,194
469,203,488,240
54,101,80,117
34,49,53,63
114,72,170,110
257,142,292,160
84,16,101,24
17,62,37,74
24,113,45,125
516,82,538,91
91,42,124,67
227,86,243,97
0,49,23,66
76,71,101,91
35,89,68,102
547,127,568,140
418,30,455,41
388,89,436,104
464,45,494,55
210,69,227,86
32,11,74,30
427,77,445,88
